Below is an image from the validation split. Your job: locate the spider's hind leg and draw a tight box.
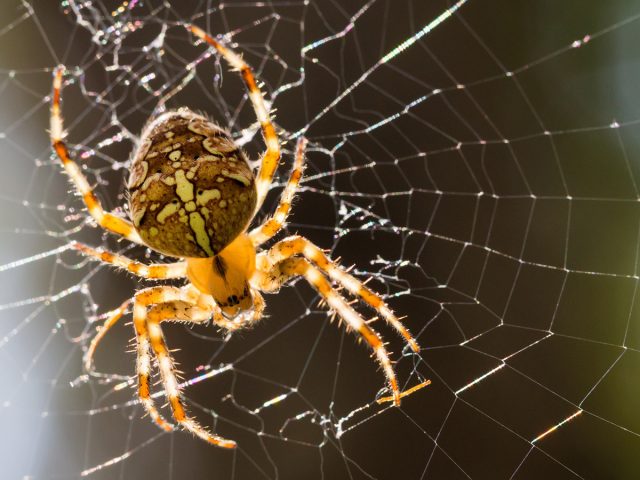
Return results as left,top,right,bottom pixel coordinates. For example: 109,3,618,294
186,25,282,213
250,137,307,246
50,67,142,244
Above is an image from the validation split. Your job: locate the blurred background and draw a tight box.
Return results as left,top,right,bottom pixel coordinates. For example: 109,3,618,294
1,0,640,478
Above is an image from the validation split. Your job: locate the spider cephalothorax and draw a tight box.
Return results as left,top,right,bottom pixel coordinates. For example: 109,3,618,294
50,24,423,449
128,109,257,258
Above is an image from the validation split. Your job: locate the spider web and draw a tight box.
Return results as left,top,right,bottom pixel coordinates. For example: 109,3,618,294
1,0,640,478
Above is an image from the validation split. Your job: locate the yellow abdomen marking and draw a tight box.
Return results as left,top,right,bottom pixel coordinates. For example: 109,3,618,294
128,109,257,258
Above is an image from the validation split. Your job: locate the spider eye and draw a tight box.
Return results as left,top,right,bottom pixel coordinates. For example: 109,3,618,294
227,295,239,305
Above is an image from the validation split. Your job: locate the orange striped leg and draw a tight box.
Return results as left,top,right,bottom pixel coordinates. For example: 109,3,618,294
187,25,281,211
133,287,188,433
71,241,187,279
50,66,142,244
144,302,237,448
84,299,131,374
133,286,213,433
254,257,401,406
258,236,420,353
250,137,307,245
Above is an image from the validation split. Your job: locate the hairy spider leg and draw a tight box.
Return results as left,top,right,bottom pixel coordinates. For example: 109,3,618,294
134,286,236,442
50,67,143,244
253,257,401,406
260,236,420,353
250,137,307,245
84,298,132,375
71,241,187,279
139,293,238,448
187,25,281,213
133,288,188,433
376,379,431,404
75,241,187,375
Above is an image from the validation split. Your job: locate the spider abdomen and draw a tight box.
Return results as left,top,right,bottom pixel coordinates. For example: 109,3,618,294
128,109,257,258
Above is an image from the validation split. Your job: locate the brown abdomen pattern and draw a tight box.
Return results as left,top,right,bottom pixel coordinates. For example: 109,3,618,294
128,109,257,258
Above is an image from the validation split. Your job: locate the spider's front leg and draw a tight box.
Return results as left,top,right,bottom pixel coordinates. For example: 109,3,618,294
253,256,402,405
133,286,237,448
73,242,188,374
259,236,420,352
84,298,131,375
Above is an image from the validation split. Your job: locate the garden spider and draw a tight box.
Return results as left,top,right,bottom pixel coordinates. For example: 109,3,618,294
50,24,421,448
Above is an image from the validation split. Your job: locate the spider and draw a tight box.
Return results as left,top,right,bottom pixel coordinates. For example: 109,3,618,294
50,24,421,448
